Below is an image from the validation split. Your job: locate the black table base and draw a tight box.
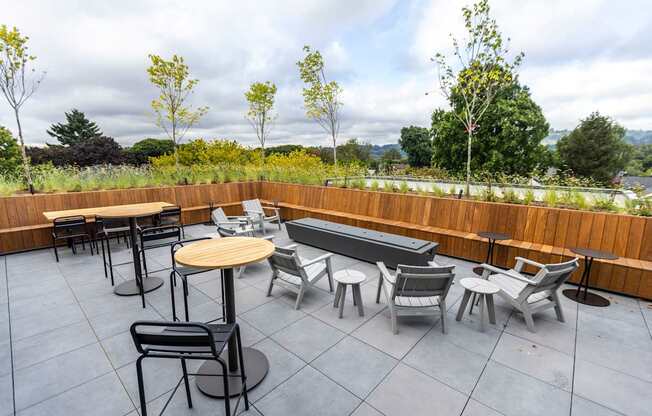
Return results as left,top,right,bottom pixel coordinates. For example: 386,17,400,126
562,288,610,307
114,277,164,296
196,347,269,398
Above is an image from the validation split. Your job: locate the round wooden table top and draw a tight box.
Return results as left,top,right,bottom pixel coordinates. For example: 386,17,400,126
460,277,500,294
98,204,164,219
174,237,275,269
334,269,366,285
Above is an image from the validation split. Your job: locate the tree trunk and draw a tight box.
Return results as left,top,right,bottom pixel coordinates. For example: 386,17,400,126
332,133,337,165
466,129,472,197
172,123,179,171
14,108,33,189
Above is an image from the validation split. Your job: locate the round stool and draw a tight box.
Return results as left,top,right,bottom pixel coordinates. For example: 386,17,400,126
456,277,500,332
333,269,366,318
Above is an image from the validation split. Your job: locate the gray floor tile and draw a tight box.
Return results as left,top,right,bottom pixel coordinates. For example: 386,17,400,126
403,328,487,394
9,287,77,320
12,320,97,371
367,363,467,416
472,361,571,416
88,305,162,340
0,373,12,416
577,311,651,351
10,303,86,341
275,285,334,314
351,402,384,416
16,372,134,416
462,399,504,416
255,365,360,416
579,294,647,327
505,313,576,355
233,286,276,314
271,316,345,362
101,330,141,369
240,299,305,335
312,336,397,399
492,333,574,391
574,359,652,416
246,337,305,403
13,343,113,411
571,395,622,416
437,312,501,358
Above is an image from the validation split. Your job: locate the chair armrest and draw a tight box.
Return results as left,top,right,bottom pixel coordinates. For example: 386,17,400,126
480,263,538,285
262,206,280,216
376,261,395,285
478,263,506,278
301,253,334,267
218,220,249,226
282,244,298,250
226,215,252,222
514,256,545,272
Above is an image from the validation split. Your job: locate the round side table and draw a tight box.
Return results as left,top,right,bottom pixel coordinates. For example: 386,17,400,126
563,247,617,307
455,277,500,332
473,231,511,276
333,269,366,318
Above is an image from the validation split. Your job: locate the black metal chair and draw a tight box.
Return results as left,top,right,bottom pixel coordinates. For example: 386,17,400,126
97,216,132,286
159,206,184,238
170,238,225,322
139,225,182,278
51,216,94,262
130,321,249,416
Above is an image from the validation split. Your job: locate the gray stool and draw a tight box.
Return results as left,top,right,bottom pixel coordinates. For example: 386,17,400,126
333,269,366,318
456,277,499,332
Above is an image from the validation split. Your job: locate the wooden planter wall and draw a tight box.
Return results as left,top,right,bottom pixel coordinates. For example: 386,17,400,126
1,181,650,299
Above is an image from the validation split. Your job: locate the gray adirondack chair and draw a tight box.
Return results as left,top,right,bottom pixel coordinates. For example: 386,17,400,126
267,245,334,309
376,261,456,335
211,207,254,235
242,199,281,232
478,257,579,332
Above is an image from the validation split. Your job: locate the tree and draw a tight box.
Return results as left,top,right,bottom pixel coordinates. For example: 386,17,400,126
47,109,102,146
69,136,124,166
381,148,402,162
297,45,343,164
433,0,523,195
0,125,21,174
266,144,305,156
26,145,71,166
626,144,652,176
147,54,208,169
431,79,550,175
125,138,175,165
337,139,372,165
399,126,432,167
557,112,630,184
244,81,277,165
0,25,45,190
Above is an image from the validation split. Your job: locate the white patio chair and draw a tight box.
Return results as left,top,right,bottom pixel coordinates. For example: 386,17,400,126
211,207,253,235
267,245,334,309
242,199,281,232
376,261,455,334
478,257,579,332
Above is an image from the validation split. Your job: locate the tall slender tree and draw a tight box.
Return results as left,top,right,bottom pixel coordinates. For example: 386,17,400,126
47,109,102,146
297,45,343,164
433,0,522,195
244,81,277,165
147,54,208,169
0,25,45,190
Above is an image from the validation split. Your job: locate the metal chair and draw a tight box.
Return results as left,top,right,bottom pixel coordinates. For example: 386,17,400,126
170,238,225,322
139,225,182,279
51,215,94,262
97,216,132,285
159,206,184,237
376,262,456,334
130,320,249,416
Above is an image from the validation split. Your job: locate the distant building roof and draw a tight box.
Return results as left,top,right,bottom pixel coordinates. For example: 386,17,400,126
621,175,652,193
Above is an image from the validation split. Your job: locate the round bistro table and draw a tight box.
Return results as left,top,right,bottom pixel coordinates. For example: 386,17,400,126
174,237,275,398
333,269,366,318
473,231,511,276
563,247,618,307
456,277,500,332
100,204,165,307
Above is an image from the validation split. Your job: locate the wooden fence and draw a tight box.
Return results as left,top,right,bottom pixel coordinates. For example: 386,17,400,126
1,181,650,299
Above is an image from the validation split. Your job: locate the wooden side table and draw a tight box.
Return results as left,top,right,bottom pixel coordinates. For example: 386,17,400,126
456,277,500,332
333,269,366,318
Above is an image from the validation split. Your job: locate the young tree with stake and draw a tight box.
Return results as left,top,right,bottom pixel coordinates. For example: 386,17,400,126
244,81,277,165
0,25,45,190
147,54,207,170
297,45,343,164
433,0,522,196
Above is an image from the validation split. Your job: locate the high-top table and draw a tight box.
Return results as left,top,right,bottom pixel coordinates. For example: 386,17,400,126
563,247,618,307
473,231,511,276
174,237,275,398
44,202,173,308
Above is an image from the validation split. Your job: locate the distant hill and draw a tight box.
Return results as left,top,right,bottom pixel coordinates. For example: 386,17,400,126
544,129,652,146
370,143,404,159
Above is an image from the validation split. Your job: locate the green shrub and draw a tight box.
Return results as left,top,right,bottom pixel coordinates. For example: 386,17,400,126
592,195,619,212
625,198,652,216
479,187,498,202
523,189,536,205
543,190,559,207
383,180,396,192
501,189,521,204
370,180,379,191
398,181,410,193
431,184,446,197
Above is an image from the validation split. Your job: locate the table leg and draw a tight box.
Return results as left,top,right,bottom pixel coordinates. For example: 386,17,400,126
562,256,610,307
473,238,495,276
456,290,472,321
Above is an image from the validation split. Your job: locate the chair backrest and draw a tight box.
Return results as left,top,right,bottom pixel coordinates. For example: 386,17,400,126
171,237,211,268
211,208,229,225
96,216,129,232
242,199,263,214
139,225,181,249
53,216,87,236
532,258,579,288
393,264,456,300
268,246,303,277
131,321,218,357
161,205,181,218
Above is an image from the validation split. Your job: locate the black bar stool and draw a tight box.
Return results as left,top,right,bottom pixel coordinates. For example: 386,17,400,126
130,320,249,416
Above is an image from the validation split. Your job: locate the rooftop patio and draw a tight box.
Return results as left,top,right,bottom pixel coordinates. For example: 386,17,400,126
1,223,651,416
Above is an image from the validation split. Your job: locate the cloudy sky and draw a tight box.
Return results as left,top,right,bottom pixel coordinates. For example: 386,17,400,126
1,0,651,147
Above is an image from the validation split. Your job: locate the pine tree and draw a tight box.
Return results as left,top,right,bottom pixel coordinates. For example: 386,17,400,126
47,109,102,146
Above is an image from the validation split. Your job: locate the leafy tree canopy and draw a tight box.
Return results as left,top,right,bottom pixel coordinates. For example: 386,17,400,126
431,78,550,176
381,148,402,162
47,109,102,146
245,81,277,163
150,139,257,167
126,138,175,165
557,112,630,184
399,126,432,167
27,136,124,167
0,125,22,174
625,144,652,176
337,139,372,165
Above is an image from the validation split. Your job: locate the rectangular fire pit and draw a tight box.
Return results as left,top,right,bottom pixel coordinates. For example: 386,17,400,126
285,217,438,268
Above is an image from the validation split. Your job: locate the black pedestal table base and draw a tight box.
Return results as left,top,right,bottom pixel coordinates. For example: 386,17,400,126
562,288,610,307
196,347,269,398
114,277,164,296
